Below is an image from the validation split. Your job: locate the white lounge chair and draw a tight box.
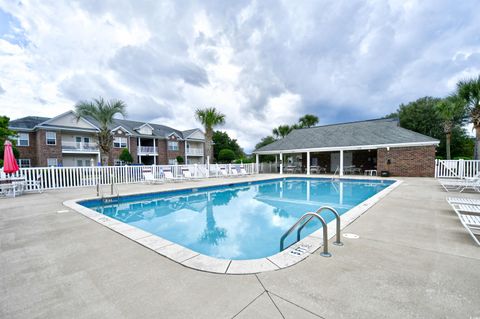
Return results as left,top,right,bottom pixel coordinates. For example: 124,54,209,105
219,167,229,177
448,203,480,245
447,197,480,205
143,172,164,184
163,170,183,182
182,168,202,181
239,167,248,176
439,178,480,192
230,167,240,177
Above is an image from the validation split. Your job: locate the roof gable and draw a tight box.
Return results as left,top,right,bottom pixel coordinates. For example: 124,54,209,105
40,111,98,130
183,129,204,140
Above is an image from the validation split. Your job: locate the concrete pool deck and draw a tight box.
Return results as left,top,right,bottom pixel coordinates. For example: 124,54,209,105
1,175,479,318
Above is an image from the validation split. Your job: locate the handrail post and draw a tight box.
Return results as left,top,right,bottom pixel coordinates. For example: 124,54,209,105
319,206,343,246
280,212,331,257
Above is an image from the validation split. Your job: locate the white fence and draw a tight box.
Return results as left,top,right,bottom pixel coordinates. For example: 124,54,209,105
435,159,480,179
4,163,256,191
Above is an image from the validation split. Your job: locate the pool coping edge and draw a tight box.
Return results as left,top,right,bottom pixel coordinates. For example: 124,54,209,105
63,176,402,275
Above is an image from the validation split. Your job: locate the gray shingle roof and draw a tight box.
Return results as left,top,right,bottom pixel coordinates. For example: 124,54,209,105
9,113,201,139
254,118,439,153
9,116,50,130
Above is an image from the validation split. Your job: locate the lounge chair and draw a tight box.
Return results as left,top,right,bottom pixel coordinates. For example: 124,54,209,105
239,166,248,176
448,203,480,245
182,168,202,180
219,167,229,177
230,167,240,177
163,170,183,182
143,172,164,184
447,197,480,205
439,178,480,192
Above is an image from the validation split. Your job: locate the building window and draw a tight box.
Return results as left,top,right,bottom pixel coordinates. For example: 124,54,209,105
47,158,58,167
113,137,127,148
168,141,179,151
114,159,125,166
18,159,31,168
168,159,177,165
46,131,56,145
16,133,29,146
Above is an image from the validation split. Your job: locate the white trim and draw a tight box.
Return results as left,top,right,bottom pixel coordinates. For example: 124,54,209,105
167,132,183,140
111,125,133,135
38,110,100,130
45,131,57,145
254,141,439,155
135,123,154,131
182,128,204,139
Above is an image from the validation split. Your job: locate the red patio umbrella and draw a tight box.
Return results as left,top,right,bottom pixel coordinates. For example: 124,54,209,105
3,140,19,174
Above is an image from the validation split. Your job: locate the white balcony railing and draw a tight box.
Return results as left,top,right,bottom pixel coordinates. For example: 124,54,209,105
186,148,204,156
138,146,158,154
62,141,99,152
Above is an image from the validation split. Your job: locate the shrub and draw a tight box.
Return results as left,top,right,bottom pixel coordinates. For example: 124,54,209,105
119,148,133,164
218,149,236,163
176,156,185,164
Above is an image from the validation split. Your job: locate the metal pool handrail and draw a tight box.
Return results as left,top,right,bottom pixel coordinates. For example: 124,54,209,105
280,212,332,257
297,206,343,247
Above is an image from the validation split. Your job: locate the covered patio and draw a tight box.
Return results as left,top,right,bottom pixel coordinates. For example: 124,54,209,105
254,119,440,177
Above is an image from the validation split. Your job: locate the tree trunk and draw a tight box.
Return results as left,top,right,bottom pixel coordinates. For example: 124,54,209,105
476,126,480,160
205,129,213,164
446,132,451,160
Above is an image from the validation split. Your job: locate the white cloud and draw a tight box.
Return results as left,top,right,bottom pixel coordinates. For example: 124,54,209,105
0,0,480,152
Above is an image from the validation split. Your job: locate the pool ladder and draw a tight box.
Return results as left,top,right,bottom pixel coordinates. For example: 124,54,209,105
280,206,343,257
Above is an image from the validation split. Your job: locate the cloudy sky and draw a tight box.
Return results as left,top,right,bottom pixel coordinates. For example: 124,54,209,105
0,1,479,152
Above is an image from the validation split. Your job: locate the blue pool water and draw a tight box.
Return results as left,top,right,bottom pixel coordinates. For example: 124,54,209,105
81,178,393,260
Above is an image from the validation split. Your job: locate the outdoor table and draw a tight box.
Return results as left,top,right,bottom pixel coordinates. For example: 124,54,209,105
364,170,377,176
0,177,26,184
0,177,26,197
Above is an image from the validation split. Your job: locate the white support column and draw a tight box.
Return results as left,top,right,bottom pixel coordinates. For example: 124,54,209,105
185,141,188,165
138,137,141,164
153,139,156,165
339,150,344,177
306,151,311,175
279,153,283,174
255,154,259,174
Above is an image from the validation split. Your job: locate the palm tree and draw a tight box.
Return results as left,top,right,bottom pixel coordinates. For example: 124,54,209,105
436,95,464,160
195,107,225,164
298,114,319,128
457,75,480,159
272,125,292,139
74,97,127,165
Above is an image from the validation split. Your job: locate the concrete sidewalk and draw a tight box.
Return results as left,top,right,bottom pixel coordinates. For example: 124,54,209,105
1,176,479,318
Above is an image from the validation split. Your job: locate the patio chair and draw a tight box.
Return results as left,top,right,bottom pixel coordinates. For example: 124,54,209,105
447,197,480,206
182,168,202,180
439,178,480,192
239,166,248,176
448,203,480,245
219,167,229,177
229,167,240,177
24,175,43,193
163,170,183,182
143,172,164,184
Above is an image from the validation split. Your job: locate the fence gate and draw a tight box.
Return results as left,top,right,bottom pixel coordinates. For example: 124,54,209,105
435,159,480,179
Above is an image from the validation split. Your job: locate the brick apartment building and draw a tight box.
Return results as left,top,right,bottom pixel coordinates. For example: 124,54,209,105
254,118,440,177
9,111,206,168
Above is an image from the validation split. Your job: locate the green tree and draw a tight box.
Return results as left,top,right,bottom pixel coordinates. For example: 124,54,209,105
435,95,466,159
195,107,226,164
272,125,292,138
0,116,19,166
218,149,236,163
387,96,471,159
212,131,243,161
457,75,480,159
75,97,127,165
298,114,319,128
254,135,276,162
119,148,133,164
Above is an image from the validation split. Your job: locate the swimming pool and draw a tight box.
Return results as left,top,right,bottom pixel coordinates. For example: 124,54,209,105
80,177,394,260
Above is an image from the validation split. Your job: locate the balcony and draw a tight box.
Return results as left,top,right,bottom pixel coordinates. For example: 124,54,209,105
186,148,204,156
62,141,99,153
138,146,158,155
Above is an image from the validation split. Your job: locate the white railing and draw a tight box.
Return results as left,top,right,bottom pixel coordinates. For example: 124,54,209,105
62,141,99,152
186,148,204,156
138,146,158,154
435,159,480,179
3,163,257,191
